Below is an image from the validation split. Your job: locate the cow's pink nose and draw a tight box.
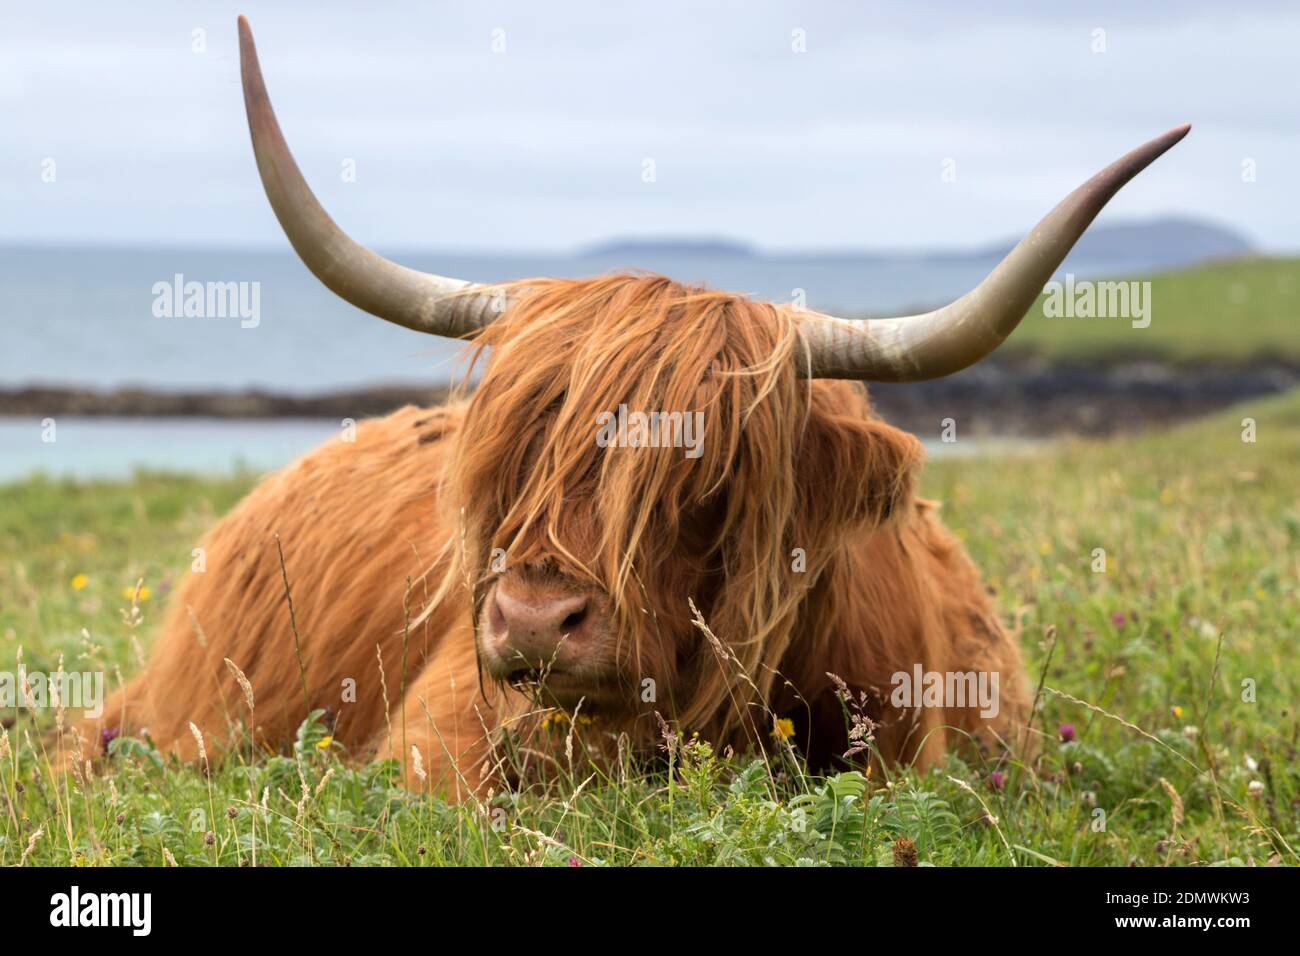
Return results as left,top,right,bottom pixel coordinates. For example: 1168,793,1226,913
488,587,591,667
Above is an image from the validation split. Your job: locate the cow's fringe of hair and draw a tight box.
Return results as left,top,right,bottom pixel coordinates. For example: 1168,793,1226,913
421,272,888,744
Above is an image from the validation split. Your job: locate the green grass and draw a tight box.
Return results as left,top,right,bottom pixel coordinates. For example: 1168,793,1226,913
994,256,1300,363
1,389,1297,866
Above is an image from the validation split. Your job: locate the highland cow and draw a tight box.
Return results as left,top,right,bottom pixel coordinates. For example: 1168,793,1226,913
73,18,1189,795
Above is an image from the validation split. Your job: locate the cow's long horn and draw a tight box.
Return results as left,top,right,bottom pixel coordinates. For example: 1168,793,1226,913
238,16,499,338
798,125,1190,381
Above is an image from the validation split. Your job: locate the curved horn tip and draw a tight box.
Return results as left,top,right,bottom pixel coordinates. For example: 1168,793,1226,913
1154,123,1192,151
237,16,255,59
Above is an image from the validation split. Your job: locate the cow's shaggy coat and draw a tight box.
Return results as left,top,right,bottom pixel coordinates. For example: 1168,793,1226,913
76,274,1029,791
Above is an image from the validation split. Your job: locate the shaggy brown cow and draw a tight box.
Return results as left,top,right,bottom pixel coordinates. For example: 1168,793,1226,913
73,18,1188,795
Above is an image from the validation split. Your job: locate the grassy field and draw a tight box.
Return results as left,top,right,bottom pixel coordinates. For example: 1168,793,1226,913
1,384,1296,867
997,256,1300,363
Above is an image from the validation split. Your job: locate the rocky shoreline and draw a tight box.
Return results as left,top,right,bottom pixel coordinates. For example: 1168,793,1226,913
869,358,1300,437
0,384,454,421
3,360,1296,438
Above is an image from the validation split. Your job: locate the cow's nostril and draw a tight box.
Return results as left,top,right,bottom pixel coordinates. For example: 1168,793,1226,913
488,591,508,634
561,606,587,632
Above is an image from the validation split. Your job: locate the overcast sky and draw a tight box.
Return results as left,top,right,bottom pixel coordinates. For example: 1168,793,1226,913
2,0,1296,253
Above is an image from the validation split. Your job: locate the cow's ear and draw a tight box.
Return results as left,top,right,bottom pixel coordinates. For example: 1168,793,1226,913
794,386,922,536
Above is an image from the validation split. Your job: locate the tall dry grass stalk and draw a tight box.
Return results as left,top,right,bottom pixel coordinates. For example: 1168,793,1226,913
18,826,43,867
224,658,255,714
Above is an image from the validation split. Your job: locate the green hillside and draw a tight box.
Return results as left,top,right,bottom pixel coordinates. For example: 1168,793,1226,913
993,256,1298,363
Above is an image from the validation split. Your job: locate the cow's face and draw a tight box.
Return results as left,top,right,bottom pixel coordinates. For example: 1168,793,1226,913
449,275,921,723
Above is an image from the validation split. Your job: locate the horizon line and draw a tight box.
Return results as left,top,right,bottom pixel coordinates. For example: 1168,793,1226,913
0,214,1278,261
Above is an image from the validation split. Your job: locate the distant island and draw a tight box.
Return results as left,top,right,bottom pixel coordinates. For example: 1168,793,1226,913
973,216,1254,269
584,238,757,259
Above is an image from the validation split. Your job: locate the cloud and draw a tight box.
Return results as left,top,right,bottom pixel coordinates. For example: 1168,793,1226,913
3,0,1296,251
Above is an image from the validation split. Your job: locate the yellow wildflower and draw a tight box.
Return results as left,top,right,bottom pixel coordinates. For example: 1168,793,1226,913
71,574,88,591
772,717,795,741
316,735,333,750
540,711,569,731
539,711,596,730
